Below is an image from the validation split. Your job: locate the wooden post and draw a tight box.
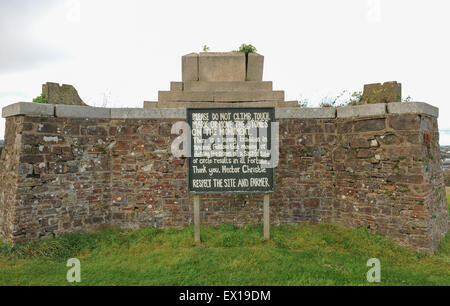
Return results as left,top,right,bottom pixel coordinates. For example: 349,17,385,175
194,194,200,243
264,194,270,239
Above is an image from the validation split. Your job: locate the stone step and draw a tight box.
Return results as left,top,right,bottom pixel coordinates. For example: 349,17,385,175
170,81,273,92
158,90,284,102
144,100,299,108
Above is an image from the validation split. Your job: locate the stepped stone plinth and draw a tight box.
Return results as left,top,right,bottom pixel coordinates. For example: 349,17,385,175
145,52,298,109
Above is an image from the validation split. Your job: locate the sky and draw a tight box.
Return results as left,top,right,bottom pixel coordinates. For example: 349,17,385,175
0,0,449,144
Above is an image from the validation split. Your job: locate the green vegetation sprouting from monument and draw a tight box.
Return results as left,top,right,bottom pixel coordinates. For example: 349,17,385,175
32,93,49,104
301,90,413,108
234,43,257,54
200,43,257,54
0,223,449,285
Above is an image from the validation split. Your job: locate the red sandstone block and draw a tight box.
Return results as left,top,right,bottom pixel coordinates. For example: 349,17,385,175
109,126,118,136
383,185,395,191
408,197,426,202
63,125,80,135
36,124,58,134
357,149,373,158
411,211,423,218
20,155,44,164
350,138,370,148
304,198,320,208
387,175,424,184
139,125,153,133
116,126,137,136
413,204,426,211
132,143,144,151
354,118,385,132
85,126,107,136
114,141,130,151
389,114,420,130
314,134,326,144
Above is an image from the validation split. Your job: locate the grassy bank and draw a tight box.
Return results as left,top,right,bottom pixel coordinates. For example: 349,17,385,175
0,223,449,286
447,187,450,210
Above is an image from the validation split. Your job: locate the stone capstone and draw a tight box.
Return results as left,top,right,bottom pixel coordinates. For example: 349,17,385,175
361,81,401,104
42,82,86,106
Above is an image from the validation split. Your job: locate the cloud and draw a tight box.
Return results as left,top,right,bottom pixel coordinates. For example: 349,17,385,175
440,131,450,146
0,0,69,74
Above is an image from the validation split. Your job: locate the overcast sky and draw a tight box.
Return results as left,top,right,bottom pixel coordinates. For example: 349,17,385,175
1,0,449,144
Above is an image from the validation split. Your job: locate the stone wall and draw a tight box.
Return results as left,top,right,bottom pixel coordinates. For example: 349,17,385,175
0,102,448,253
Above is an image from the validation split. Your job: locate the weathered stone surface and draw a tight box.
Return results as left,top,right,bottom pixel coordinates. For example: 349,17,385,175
337,103,386,118
349,138,370,148
170,82,183,91
146,101,299,109
111,108,186,119
361,81,402,104
246,53,264,81
357,149,373,158
55,105,110,118
214,91,284,102
276,107,335,119
162,52,277,108
183,81,272,92
182,53,198,82
198,52,246,81
388,114,420,130
158,90,284,102
2,102,54,118
354,118,386,132
387,102,439,117
43,82,86,105
158,91,214,102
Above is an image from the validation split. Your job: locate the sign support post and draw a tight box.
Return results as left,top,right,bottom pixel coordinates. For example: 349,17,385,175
264,194,270,239
194,194,200,243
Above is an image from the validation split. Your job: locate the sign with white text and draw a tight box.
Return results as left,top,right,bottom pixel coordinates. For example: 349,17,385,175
187,108,276,194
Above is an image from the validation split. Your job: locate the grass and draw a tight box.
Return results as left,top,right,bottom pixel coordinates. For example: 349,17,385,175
446,187,450,210
0,223,449,286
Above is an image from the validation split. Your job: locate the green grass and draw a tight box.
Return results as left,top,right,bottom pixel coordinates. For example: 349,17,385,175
446,187,450,210
0,223,449,286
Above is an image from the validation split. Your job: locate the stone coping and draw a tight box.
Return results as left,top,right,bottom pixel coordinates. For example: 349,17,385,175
2,102,439,119
337,103,386,118
2,102,55,118
276,107,336,119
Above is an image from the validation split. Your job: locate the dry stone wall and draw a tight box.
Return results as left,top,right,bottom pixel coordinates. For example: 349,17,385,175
0,102,448,253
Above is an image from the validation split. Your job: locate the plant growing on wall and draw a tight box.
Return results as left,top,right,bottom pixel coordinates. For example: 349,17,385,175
319,90,363,107
202,45,210,52
403,95,412,102
234,43,257,53
298,98,309,108
32,93,48,104
349,91,363,105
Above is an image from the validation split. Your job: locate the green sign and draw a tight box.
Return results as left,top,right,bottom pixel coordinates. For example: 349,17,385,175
187,108,276,194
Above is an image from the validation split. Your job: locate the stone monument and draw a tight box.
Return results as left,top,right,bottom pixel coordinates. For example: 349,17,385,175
0,52,448,253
